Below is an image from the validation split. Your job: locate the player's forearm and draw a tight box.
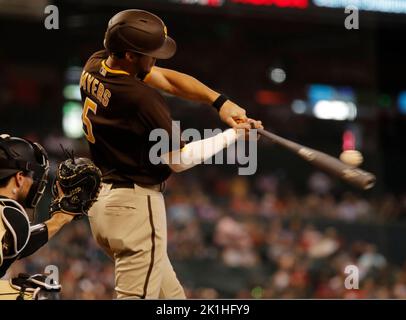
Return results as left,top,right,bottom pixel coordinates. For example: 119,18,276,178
154,67,219,104
45,212,75,239
19,214,71,259
146,67,251,128
161,128,243,172
19,224,48,258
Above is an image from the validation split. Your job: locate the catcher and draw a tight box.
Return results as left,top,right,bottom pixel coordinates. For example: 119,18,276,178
0,134,101,300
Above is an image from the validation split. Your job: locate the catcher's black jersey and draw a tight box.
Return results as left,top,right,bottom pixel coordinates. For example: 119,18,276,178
80,50,182,185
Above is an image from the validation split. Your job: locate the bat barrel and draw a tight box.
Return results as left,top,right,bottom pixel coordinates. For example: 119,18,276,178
297,146,376,190
257,128,376,190
340,168,376,190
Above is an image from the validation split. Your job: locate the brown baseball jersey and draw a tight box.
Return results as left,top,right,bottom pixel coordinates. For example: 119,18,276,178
79,50,183,185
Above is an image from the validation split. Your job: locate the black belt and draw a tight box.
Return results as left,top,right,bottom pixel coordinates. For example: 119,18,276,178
110,181,134,189
109,181,165,192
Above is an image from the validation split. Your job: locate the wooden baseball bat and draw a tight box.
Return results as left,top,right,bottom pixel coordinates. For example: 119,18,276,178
257,128,376,190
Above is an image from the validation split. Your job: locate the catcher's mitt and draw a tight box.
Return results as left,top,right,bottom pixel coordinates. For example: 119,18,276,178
49,157,102,219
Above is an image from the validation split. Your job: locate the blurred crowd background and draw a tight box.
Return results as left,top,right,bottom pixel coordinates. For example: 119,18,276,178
9,168,406,299
1,0,406,299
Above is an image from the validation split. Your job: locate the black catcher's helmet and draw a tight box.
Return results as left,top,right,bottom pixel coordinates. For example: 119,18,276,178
0,134,49,208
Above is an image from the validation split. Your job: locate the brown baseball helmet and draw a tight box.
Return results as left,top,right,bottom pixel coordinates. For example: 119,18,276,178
104,9,176,59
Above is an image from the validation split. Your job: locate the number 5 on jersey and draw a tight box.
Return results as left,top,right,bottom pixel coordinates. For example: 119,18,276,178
82,97,97,144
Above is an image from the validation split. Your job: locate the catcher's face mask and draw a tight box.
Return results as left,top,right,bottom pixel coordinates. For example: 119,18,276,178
24,142,50,209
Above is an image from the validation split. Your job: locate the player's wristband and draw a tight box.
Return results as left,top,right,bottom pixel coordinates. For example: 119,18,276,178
212,94,229,111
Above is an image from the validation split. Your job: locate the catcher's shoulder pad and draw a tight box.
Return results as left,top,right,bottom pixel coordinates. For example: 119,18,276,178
0,199,31,262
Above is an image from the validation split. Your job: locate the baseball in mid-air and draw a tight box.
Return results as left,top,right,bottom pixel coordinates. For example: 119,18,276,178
339,150,364,167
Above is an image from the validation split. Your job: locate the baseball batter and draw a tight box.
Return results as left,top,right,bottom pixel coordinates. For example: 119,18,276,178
81,9,262,299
